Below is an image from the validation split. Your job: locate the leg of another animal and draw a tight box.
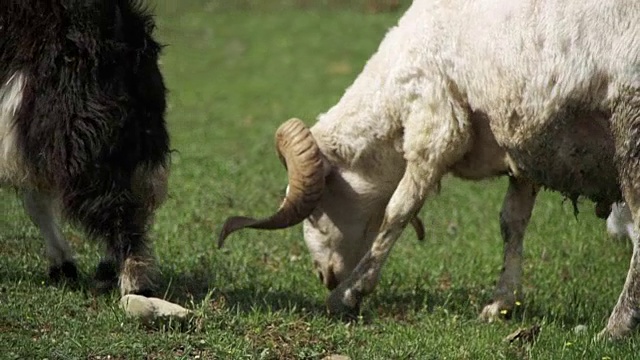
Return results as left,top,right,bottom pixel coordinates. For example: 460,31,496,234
23,191,78,281
116,164,168,296
84,193,158,296
94,247,120,293
92,165,167,296
599,87,640,339
94,210,157,296
479,177,538,322
116,241,157,297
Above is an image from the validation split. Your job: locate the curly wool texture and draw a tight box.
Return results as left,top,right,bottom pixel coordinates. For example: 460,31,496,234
311,0,638,202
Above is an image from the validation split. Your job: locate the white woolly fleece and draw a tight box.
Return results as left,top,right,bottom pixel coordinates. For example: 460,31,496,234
311,0,639,167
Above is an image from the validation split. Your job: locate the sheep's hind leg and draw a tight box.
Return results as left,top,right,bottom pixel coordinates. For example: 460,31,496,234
600,195,640,340
599,87,640,339
23,191,78,281
479,176,537,322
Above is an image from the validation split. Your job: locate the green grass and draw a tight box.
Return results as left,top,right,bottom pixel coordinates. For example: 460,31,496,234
1,1,639,358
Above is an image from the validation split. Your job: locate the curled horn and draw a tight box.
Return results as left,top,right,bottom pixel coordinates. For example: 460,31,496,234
218,118,325,247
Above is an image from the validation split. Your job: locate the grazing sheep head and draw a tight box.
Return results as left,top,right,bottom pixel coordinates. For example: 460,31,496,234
218,118,422,290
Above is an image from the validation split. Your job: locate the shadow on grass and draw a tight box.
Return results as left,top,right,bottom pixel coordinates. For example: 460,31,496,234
0,263,114,300
0,260,610,329
156,261,328,317
365,283,487,323
0,256,327,317
362,280,607,328
510,294,605,328
156,259,500,323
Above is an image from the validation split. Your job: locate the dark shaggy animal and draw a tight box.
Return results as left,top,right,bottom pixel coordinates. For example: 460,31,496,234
0,0,170,296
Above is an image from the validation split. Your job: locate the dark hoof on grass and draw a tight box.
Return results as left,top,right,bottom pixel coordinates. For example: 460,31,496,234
94,260,118,293
130,288,154,298
49,261,79,282
326,290,361,322
328,305,361,322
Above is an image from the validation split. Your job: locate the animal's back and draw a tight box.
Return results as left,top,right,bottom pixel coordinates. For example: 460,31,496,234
318,0,638,202
0,0,168,190
364,0,639,136
412,0,640,120
402,0,640,202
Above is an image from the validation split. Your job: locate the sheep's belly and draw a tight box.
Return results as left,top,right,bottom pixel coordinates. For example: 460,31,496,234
505,111,621,203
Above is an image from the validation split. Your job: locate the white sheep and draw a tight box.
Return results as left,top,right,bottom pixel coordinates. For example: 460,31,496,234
219,0,640,339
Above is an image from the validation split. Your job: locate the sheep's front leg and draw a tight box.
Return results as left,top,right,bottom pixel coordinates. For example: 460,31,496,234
480,176,537,322
326,80,472,316
326,161,436,317
23,191,78,281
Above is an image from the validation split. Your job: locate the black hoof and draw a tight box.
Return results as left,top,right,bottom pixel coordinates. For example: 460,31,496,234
131,288,154,297
326,292,362,322
94,260,118,293
48,261,79,282
329,305,361,322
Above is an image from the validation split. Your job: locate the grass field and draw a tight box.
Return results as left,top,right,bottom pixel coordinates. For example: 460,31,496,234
2,1,640,359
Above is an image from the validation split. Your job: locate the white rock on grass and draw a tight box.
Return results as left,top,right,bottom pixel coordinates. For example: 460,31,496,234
321,355,351,360
120,294,192,324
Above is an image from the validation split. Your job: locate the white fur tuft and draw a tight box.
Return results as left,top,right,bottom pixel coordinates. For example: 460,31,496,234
0,72,28,185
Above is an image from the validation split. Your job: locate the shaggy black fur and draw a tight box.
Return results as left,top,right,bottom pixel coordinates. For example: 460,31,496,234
1,0,169,292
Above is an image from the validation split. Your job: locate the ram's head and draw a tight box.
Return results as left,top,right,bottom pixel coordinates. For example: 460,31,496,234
218,118,423,289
